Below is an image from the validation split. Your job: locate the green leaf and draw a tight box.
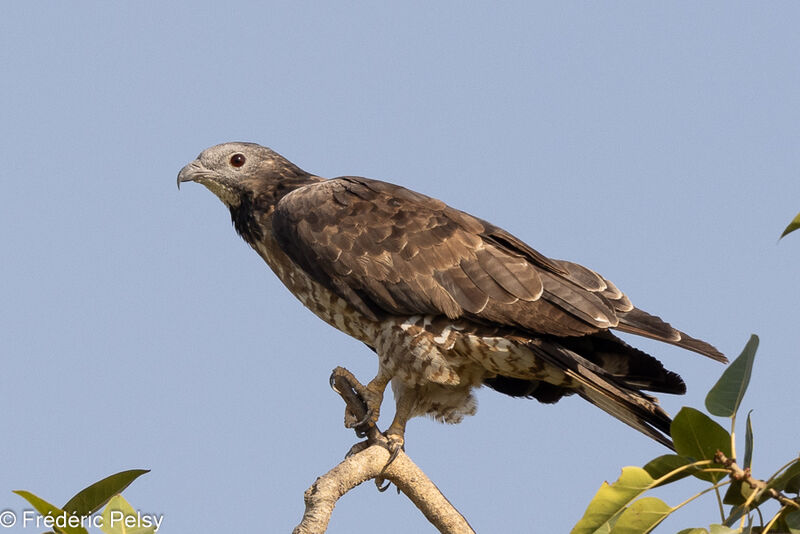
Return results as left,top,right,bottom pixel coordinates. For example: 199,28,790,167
785,508,800,534
671,407,732,483
723,505,749,527
780,212,800,239
743,411,754,469
743,459,800,509
588,509,622,534
642,454,701,487
608,497,672,534
705,335,758,418
709,525,742,534
676,529,709,534
767,460,800,494
786,473,800,494
12,490,88,534
571,467,656,534
723,480,754,506
63,469,150,516
100,495,156,534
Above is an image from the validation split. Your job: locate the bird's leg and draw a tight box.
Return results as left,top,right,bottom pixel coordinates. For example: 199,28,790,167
383,392,414,464
329,367,390,436
373,392,415,492
329,367,412,491
357,371,390,426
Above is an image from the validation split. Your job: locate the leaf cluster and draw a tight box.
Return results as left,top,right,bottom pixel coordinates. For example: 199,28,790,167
14,469,153,534
572,335,800,534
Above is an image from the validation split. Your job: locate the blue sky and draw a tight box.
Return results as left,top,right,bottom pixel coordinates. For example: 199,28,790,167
1,3,799,533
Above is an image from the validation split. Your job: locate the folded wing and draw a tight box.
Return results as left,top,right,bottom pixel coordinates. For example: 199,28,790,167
272,176,725,362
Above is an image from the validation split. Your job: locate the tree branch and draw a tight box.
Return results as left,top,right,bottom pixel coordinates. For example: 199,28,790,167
292,367,475,534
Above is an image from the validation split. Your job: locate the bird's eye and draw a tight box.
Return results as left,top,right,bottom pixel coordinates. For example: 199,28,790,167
230,153,246,167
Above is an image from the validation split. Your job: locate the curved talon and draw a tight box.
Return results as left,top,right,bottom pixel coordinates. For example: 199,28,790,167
374,438,403,492
353,411,370,427
329,373,340,393
345,440,370,458
353,409,374,428
375,477,392,492
344,407,374,434
385,442,402,467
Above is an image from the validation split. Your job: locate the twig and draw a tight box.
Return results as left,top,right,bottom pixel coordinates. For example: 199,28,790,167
713,451,800,510
292,367,475,534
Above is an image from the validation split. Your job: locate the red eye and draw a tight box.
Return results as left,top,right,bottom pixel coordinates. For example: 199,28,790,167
230,153,246,167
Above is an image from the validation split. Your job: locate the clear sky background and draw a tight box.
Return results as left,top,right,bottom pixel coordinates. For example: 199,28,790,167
2,3,799,533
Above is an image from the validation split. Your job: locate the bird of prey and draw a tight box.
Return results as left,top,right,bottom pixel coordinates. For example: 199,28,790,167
178,142,725,450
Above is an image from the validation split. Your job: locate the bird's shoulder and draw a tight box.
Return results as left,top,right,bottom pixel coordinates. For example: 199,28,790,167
275,176,450,227
274,176,565,273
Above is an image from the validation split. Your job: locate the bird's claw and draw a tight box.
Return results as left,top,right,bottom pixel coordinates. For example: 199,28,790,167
351,408,374,428
346,404,379,436
345,440,370,458
384,433,404,466
375,433,405,492
329,373,340,393
330,368,383,432
385,435,403,466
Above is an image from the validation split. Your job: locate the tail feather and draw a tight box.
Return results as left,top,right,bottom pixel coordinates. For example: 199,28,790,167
482,307,725,448
616,308,727,363
525,338,677,448
558,331,686,394
572,366,674,449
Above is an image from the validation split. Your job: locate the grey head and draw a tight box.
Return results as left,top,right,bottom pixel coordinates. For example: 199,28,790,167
177,142,312,209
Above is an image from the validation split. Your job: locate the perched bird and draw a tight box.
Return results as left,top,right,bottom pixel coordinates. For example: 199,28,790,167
178,142,725,450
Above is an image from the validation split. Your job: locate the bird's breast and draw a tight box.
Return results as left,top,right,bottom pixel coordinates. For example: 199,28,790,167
251,233,380,344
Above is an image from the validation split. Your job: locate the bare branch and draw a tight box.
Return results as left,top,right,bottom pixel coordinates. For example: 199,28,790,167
292,367,475,534
293,444,475,534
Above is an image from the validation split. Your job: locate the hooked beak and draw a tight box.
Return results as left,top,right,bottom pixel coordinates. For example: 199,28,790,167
176,159,241,207
177,160,204,189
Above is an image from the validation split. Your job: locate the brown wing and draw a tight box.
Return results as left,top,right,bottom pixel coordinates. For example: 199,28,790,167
272,176,725,361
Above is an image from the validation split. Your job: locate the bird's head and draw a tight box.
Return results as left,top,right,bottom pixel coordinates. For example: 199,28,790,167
177,142,313,210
